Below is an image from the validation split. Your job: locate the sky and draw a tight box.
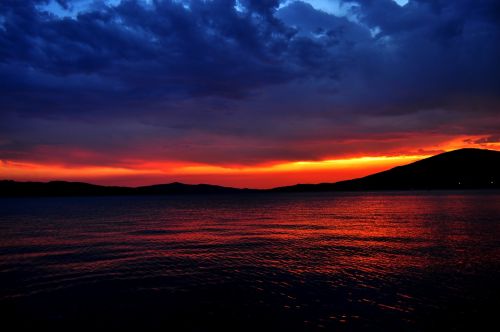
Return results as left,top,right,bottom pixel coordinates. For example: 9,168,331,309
1,0,499,188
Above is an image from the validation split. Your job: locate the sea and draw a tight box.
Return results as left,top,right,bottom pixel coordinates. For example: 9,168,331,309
1,192,499,331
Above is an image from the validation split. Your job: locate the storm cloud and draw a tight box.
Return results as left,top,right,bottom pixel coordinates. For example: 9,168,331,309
1,0,499,168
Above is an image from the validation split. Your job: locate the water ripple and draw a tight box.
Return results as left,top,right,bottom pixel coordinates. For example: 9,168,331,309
0,192,499,331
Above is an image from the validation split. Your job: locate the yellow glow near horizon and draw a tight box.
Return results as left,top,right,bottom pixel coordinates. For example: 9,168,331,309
0,154,429,182
2,133,500,187
175,154,430,175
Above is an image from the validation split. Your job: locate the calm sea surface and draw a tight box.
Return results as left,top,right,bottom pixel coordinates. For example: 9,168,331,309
1,192,499,331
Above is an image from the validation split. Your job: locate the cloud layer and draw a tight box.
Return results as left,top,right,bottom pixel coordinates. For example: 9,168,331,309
1,0,499,171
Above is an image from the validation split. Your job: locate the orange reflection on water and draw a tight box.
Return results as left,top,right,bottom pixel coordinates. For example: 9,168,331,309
155,194,500,277
1,193,499,331
2,193,499,282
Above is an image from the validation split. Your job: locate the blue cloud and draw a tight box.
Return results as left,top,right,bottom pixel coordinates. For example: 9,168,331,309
0,0,499,165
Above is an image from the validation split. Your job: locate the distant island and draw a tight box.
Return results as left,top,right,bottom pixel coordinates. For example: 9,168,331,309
1,148,499,197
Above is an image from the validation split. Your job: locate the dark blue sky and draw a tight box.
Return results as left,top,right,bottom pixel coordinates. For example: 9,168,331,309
1,0,499,186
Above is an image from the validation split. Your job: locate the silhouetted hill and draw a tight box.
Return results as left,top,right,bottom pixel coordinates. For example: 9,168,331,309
0,180,252,197
135,182,252,195
272,148,500,192
1,149,499,196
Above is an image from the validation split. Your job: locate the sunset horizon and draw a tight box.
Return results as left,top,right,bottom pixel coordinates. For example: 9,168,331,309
1,1,499,331
2,0,500,190
3,144,500,188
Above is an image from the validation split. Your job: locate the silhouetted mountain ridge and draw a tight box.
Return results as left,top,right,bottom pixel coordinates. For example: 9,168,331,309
1,148,499,196
0,180,254,197
272,148,500,192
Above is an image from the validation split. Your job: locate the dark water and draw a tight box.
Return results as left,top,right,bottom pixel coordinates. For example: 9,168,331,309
0,192,499,331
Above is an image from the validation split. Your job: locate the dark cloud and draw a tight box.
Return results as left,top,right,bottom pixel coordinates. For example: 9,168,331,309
466,135,500,144
0,0,499,167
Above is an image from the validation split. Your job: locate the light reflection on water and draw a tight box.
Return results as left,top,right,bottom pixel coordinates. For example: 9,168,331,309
0,192,499,331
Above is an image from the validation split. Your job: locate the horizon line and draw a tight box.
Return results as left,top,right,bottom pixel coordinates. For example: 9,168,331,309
2,148,497,191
